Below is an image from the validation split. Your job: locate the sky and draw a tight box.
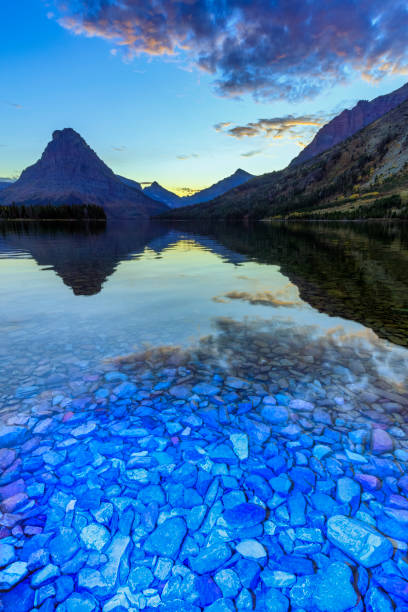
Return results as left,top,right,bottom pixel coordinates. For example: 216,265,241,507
1,0,407,194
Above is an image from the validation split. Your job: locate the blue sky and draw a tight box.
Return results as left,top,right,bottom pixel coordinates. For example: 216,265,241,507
1,0,407,193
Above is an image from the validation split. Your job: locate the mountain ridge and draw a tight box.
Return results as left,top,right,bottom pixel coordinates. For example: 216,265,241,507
161,96,408,220
291,81,408,167
143,168,253,208
0,128,168,219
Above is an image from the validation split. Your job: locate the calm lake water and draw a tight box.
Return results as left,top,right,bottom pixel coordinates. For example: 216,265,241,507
1,220,407,398
0,219,408,610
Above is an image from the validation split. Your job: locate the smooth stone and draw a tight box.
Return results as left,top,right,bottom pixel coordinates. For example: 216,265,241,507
0,543,15,568
113,382,137,398
223,503,266,528
49,527,80,565
71,422,96,437
144,517,187,559
327,515,393,567
190,544,231,575
0,561,28,590
57,593,98,611
31,563,60,587
214,569,241,598
193,382,220,395
236,540,266,560
0,424,26,447
261,405,289,424
80,524,110,552
372,429,393,454
264,588,289,611
336,477,361,512
365,586,394,612
229,433,249,461
313,562,358,612
128,566,153,591
204,599,235,611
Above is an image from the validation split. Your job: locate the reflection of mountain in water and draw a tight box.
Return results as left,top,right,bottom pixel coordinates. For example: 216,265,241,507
1,220,407,347
0,221,246,296
203,221,408,348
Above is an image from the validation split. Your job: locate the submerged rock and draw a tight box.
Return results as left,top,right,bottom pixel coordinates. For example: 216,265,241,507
327,515,393,567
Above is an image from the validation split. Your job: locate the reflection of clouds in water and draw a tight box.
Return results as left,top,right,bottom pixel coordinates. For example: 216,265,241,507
105,316,408,394
213,285,302,308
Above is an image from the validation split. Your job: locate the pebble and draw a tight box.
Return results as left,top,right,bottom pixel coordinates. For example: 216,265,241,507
327,515,394,567
0,317,407,611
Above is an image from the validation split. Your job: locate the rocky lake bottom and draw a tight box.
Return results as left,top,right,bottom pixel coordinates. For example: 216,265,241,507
0,220,407,611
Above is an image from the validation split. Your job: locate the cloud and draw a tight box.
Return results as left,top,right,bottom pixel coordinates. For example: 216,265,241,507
52,1,408,101
176,153,199,160
214,121,232,132
240,149,263,157
213,289,302,308
219,115,326,139
112,145,127,151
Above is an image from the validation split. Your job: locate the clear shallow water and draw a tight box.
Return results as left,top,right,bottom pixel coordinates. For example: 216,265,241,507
0,220,407,610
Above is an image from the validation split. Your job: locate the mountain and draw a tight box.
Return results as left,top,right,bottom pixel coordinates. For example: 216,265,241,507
144,169,254,209
0,129,168,218
291,81,408,167
163,97,408,220
180,169,253,205
116,175,142,191
144,181,182,208
0,179,15,191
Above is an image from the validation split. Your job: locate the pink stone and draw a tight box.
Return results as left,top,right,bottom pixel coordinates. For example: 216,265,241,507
62,411,74,422
372,428,394,454
399,474,408,493
0,493,29,513
0,449,16,470
0,479,25,501
355,473,382,491
24,526,42,536
171,436,180,445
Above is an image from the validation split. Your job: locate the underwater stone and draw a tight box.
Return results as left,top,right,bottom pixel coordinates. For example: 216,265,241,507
327,515,393,567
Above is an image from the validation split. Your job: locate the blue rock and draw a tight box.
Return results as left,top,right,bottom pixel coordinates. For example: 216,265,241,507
223,503,266,528
327,515,393,567
314,562,358,612
0,543,15,568
264,588,289,611
0,577,34,611
0,424,26,447
191,544,231,574
113,382,137,398
195,575,223,606
144,517,187,559
55,576,74,602
336,477,361,513
288,491,306,526
204,599,235,611
234,559,261,589
214,569,240,598
270,475,292,495
193,382,220,395
128,566,153,591
57,593,98,612
365,586,394,611
31,563,60,587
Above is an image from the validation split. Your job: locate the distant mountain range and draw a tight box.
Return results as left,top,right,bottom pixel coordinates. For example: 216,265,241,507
164,82,408,220
0,129,167,219
0,129,253,217
143,169,253,208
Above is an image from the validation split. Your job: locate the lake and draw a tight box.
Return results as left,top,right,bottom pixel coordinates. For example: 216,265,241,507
0,219,407,610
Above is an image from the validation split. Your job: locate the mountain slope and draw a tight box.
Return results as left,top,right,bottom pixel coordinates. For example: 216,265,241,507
180,169,253,205
144,169,253,208
291,81,408,167
0,129,168,219
144,182,182,208
162,99,408,220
